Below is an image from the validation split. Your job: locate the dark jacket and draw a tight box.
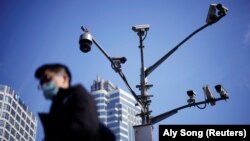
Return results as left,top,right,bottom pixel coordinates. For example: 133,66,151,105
99,123,116,141
39,84,100,141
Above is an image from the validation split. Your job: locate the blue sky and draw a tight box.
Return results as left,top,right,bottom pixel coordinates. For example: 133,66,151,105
1,0,250,140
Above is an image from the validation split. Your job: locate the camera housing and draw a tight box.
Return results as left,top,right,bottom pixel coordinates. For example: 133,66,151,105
216,4,228,16
206,3,228,24
202,85,216,106
187,90,196,98
79,32,93,53
111,57,127,64
215,84,228,98
132,24,150,32
186,90,196,104
111,57,127,72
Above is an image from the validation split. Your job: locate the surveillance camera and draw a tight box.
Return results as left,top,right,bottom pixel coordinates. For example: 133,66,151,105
111,57,127,64
186,90,196,104
216,4,228,16
132,24,150,32
206,4,217,24
215,84,228,98
206,3,228,24
187,90,196,98
111,57,127,72
202,85,216,106
79,32,93,53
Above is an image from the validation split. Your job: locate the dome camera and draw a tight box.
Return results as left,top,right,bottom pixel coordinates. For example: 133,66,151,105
79,32,93,53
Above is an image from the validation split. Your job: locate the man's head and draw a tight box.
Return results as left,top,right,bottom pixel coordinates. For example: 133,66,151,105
35,63,72,99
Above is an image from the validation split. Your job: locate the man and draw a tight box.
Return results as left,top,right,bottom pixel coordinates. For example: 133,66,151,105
35,63,114,141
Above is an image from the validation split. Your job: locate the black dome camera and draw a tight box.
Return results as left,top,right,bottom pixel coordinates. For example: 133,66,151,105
79,32,93,53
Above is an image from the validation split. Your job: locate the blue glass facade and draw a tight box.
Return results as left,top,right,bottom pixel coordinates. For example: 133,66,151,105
91,77,142,141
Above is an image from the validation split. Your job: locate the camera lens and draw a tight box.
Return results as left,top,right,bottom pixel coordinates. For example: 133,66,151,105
79,39,92,53
79,33,93,53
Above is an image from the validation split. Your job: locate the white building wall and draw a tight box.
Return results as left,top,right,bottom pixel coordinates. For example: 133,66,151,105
0,85,38,141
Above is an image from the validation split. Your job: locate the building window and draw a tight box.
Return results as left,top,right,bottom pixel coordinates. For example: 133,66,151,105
4,131,9,140
15,122,20,131
10,117,15,125
2,112,9,120
16,115,21,123
17,107,21,115
0,119,5,127
21,120,25,128
25,125,29,132
25,132,28,140
29,136,33,141
31,122,34,130
4,96,12,104
10,136,14,141
29,130,34,137
16,133,20,140
0,94,3,100
26,118,30,125
7,88,14,96
20,128,24,135
11,127,16,136
22,112,26,120
11,109,15,118
97,105,105,109
0,129,3,135
3,103,11,111
5,122,11,131
12,102,17,109
116,103,122,108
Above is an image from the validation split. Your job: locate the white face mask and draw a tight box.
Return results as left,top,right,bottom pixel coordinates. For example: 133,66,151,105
42,81,59,100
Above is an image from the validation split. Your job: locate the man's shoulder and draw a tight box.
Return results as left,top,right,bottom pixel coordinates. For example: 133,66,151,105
71,84,84,90
69,84,95,105
71,84,88,91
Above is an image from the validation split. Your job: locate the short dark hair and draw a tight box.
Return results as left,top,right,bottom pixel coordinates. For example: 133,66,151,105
34,63,72,84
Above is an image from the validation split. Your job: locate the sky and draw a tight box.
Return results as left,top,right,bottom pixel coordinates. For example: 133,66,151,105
0,0,250,140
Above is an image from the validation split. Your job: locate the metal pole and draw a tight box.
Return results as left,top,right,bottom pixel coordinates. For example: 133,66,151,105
144,23,210,78
137,30,148,124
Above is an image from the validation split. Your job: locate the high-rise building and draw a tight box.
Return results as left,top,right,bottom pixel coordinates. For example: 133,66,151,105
0,85,38,141
91,77,142,141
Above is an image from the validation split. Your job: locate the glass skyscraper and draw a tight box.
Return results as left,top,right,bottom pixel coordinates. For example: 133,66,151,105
0,85,38,141
91,77,142,141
